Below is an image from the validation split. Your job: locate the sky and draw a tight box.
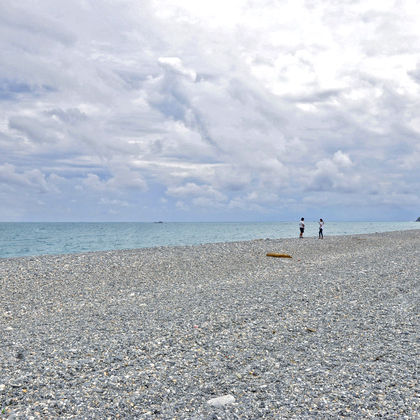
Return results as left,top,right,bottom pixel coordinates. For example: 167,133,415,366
0,0,419,222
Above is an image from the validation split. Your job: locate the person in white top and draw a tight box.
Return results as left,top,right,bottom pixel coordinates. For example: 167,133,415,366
319,218,324,239
299,217,305,238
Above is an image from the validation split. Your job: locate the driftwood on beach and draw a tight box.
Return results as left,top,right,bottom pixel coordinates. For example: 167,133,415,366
0,230,419,418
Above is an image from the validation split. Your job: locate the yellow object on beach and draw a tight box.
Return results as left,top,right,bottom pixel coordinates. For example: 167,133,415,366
266,253,292,258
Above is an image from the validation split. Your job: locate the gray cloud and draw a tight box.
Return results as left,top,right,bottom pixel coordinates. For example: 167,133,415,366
0,0,419,221
0,163,52,193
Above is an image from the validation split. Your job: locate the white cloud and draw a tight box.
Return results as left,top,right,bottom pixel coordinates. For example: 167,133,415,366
166,182,227,205
82,170,147,192
332,151,353,168
158,57,197,81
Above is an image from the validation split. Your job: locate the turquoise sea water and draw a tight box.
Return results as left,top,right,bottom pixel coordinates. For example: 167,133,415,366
0,221,418,259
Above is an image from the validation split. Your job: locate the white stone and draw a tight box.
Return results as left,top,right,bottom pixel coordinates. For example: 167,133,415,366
207,394,235,407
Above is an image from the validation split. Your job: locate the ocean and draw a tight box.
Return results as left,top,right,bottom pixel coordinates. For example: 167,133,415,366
0,221,418,259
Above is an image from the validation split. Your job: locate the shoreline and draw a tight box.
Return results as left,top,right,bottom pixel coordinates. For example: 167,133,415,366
0,222,419,260
1,229,419,418
1,227,419,261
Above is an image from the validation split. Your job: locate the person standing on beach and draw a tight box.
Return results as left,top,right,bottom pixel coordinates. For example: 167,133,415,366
299,217,305,238
319,218,324,239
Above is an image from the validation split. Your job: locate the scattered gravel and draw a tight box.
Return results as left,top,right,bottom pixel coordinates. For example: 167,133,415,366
0,229,419,419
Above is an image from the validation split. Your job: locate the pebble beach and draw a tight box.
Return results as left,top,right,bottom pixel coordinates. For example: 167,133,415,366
1,229,419,419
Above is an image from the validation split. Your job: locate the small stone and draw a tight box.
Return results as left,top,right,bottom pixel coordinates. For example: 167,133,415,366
207,394,235,407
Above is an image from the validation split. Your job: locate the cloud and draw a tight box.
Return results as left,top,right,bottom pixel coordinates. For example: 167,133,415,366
166,182,227,208
158,57,197,81
305,151,361,193
82,170,147,192
332,151,353,168
0,2,75,47
0,0,419,221
99,198,129,207
0,163,53,192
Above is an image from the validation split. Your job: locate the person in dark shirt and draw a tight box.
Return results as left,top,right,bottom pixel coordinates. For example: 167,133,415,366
319,218,324,239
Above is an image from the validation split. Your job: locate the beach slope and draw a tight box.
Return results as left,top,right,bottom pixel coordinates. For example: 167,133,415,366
1,230,419,418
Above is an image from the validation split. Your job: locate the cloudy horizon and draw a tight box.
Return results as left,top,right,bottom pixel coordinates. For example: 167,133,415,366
1,0,419,222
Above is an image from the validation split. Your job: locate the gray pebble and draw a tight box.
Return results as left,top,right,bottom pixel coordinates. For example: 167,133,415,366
0,229,419,418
